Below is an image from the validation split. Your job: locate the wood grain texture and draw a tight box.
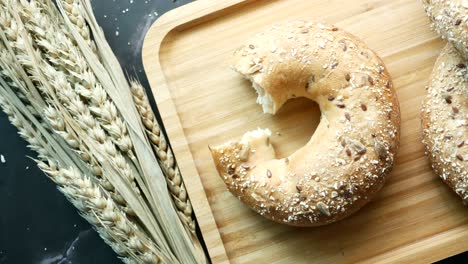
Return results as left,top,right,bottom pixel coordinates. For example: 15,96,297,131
142,0,468,263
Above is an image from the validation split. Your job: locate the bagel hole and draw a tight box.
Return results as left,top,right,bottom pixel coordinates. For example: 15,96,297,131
271,98,320,159
242,76,320,159
240,78,321,159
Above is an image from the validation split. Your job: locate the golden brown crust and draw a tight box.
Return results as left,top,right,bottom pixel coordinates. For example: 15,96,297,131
210,21,400,226
422,0,468,60
422,44,467,203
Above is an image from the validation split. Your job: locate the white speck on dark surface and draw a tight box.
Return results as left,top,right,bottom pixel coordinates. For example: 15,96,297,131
1,154,5,163
115,31,119,36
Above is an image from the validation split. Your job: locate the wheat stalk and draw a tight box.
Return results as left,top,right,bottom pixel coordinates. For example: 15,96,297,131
20,0,135,160
2,4,175,253
57,3,208,262
1,0,208,262
130,81,196,232
54,0,197,233
1,4,145,209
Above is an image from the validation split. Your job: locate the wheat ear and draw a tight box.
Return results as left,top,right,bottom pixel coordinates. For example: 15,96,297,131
58,0,97,53
21,1,135,159
130,81,196,232
40,163,164,264
44,106,134,210
0,49,29,105
43,64,140,193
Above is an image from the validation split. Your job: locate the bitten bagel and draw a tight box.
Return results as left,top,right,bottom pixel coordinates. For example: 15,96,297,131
422,44,467,203
210,21,400,226
422,0,468,60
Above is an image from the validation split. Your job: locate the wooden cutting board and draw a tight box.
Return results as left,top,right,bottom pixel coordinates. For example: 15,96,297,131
142,0,468,263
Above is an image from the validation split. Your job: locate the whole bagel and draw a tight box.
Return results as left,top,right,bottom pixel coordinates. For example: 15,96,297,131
210,21,400,226
422,44,467,203
422,0,468,60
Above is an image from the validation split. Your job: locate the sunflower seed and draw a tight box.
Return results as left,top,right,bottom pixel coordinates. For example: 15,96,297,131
239,144,250,161
374,140,387,160
349,139,366,154
316,202,331,216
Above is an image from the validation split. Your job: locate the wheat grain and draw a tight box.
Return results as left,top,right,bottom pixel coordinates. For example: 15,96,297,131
130,81,195,232
58,0,97,53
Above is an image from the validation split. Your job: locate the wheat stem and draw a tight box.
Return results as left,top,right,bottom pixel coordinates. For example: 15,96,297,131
130,81,196,232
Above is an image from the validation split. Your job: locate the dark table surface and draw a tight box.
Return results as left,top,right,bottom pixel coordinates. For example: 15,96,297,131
0,0,466,263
